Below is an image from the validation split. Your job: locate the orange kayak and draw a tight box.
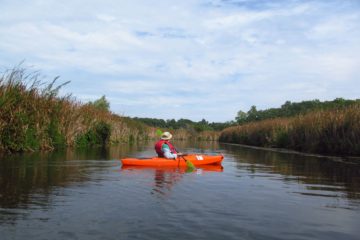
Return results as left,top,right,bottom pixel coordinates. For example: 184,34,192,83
121,164,223,172
121,154,223,167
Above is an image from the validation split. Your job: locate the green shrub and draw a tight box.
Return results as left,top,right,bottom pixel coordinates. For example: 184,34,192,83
75,121,111,147
48,120,66,148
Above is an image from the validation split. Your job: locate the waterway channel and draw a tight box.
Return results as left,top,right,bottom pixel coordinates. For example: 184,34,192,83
1,141,359,240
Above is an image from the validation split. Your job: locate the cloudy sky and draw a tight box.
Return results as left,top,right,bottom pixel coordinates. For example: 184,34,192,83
1,0,359,122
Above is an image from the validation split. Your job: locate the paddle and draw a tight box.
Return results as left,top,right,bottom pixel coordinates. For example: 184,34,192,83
178,154,195,170
156,129,163,136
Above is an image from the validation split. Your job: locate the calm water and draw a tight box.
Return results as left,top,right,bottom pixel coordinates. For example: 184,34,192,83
1,141,360,240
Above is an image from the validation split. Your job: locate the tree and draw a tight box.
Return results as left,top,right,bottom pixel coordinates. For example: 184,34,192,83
91,95,110,111
235,110,247,124
194,119,213,132
247,105,258,121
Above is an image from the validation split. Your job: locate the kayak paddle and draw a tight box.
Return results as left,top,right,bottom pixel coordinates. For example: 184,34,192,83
156,129,163,136
179,154,195,170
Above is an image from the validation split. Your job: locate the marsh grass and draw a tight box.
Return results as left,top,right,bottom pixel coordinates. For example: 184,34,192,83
220,105,360,156
0,66,149,152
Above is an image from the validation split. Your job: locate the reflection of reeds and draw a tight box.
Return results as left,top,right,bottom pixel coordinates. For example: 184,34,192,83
220,104,360,156
0,66,149,152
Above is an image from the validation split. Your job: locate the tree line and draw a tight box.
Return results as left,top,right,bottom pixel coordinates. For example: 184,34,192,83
133,98,360,131
132,117,235,132
236,98,360,124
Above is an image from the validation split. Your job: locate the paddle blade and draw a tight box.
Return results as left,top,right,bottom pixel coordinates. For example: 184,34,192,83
186,160,195,169
156,129,163,136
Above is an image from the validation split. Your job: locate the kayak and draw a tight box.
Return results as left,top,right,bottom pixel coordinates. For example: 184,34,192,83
121,154,223,167
121,164,223,172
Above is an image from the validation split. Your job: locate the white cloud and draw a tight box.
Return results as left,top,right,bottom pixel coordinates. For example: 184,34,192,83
204,11,274,29
0,0,359,121
307,13,360,40
96,14,117,23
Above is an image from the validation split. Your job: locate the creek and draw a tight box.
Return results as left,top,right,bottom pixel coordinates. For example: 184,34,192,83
1,141,359,240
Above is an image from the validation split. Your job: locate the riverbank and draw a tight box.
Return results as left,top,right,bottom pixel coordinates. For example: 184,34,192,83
0,67,220,153
0,66,151,152
219,104,360,156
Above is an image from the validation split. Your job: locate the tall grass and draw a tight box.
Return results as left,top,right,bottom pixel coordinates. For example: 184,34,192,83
219,104,360,156
145,127,220,141
0,66,150,152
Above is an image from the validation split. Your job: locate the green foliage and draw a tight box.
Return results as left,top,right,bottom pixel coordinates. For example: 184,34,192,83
90,95,110,111
0,65,72,152
235,98,360,124
194,119,213,132
274,130,290,148
235,110,247,124
25,127,40,150
133,117,235,132
48,120,66,148
247,106,259,122
75,121,111,147
128,134,135,143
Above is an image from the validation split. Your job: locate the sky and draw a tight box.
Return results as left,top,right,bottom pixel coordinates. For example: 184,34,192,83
0,0,359,122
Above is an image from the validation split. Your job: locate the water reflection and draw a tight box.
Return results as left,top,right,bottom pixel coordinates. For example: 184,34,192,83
0,141,221,210
221,143,360,202
121,165,223,198
1,141,360,240
153,169,182,197
0,143,147,224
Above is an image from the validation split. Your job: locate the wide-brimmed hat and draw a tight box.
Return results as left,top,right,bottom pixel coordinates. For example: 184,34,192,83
161,132,172,140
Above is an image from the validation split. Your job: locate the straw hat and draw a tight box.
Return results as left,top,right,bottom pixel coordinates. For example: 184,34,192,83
160,132,172,140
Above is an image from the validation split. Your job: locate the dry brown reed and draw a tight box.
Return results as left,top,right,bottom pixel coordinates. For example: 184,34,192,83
0,66,150,152
220,104,360,156
148,128,220,141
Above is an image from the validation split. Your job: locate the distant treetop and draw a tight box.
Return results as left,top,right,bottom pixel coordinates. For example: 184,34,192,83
90,95,110,111
235,98,360,124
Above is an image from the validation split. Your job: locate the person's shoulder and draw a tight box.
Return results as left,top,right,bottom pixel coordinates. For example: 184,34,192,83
162,143,170,149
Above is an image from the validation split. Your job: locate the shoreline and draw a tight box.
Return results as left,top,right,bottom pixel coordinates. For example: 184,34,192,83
219,142,360,163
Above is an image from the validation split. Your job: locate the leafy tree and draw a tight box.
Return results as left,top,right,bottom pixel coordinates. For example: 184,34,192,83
194,119,213,132
247,105,259,121
235,110,247,124
90,95,110,111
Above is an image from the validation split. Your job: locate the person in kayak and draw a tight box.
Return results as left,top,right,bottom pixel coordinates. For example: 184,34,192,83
155,132,182,159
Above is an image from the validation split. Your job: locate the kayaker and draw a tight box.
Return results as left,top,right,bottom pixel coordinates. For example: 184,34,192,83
155,132,181,159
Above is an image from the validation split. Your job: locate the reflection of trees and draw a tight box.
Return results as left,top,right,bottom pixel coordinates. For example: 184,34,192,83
221,143,360,200
0,154,76,223
0,143,143,223
0,150,108,212
0,140,223,223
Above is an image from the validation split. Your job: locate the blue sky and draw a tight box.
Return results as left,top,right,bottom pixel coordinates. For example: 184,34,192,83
0,0,359,122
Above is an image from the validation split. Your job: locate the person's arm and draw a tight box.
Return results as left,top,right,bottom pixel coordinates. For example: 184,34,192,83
162,144,177,159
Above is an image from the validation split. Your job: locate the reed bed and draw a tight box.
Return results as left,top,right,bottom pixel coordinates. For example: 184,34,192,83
220,105,360,156
0,66,150,152
146,128,220,141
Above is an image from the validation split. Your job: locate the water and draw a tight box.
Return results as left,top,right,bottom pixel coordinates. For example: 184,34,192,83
0,141,359,240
